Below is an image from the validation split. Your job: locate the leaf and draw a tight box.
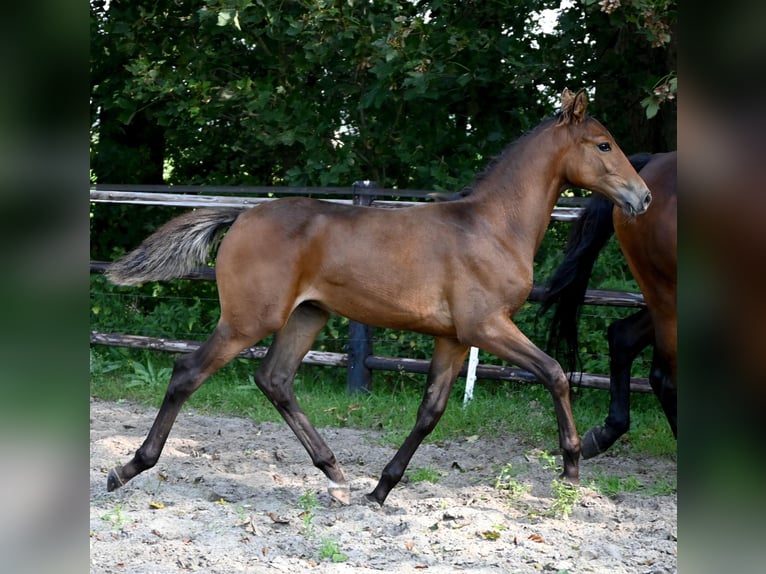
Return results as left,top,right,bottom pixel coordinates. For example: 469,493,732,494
528,533,545,543
479,530,501,540
217,9,234,27
641,95,660,119
267,512,290,524
149,501,165,510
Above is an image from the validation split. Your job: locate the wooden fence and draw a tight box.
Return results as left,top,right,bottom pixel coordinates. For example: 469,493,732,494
89,183,651,395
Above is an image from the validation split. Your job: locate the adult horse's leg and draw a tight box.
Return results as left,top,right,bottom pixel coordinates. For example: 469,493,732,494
367,337,470,506
656,315,678,437
252,303,351,505
649,349,677,438
582,309,654,459
107,323,261,491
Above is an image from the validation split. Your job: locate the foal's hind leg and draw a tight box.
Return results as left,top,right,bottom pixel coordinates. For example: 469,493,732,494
368,337,469,506
107,324,260,491
582,309,654,459
252,303,351,505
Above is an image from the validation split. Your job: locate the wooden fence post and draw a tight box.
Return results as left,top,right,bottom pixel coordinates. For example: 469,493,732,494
347,180,377,394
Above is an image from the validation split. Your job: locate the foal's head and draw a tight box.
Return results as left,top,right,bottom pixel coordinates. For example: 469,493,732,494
556,88,652,217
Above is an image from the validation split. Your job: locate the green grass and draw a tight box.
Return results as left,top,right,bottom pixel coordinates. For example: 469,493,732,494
89,346,676,459
587,471,677,497
407,466,443,484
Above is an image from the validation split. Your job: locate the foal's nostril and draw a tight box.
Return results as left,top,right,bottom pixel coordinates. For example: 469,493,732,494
644,192,652,208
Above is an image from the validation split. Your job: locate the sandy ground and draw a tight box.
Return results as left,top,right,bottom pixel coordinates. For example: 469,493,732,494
90,399,676,573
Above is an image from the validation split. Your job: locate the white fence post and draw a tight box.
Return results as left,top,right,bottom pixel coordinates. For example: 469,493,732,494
463,346,480,407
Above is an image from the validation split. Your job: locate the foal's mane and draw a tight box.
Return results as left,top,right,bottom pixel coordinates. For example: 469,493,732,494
433,115,563,202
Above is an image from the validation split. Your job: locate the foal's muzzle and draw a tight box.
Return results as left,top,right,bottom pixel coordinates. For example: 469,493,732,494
623,186,652,217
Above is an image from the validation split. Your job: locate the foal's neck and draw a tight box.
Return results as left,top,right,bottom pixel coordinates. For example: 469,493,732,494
468,124,567,255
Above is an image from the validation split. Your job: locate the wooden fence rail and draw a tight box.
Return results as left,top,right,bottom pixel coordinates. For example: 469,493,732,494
89,185,651,394
89,331,651,393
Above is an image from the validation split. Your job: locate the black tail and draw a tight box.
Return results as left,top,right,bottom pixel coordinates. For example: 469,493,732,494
538,195,615,376
538,152,653,376
626,152,653,174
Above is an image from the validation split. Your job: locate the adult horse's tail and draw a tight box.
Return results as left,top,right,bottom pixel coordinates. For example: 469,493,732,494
106,208,245,286
538,153,653,375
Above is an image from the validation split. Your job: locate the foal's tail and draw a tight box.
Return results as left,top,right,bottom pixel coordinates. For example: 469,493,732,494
106,208,245,286
538,152,654,375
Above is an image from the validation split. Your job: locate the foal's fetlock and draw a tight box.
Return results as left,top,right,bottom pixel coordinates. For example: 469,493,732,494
558,466,580,485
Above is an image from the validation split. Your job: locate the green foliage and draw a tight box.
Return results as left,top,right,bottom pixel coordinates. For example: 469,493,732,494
100,504,131,530
297,489,320,513
547,479,580,519
295,490,348,561
319,537,348,563
126,357,173,389
494,463,532,499
587,472,644,497
90,0,675,192
587,471,677,497
91,0,558,196
536,449,561,473
297,489,320,538
90,273,221,340
407,466,443,484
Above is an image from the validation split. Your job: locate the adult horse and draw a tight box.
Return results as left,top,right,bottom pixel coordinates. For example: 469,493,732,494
103,89,651,506
539,151,676,458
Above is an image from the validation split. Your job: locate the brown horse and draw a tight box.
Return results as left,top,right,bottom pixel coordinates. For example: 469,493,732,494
103,89,651,506
540,151,676,458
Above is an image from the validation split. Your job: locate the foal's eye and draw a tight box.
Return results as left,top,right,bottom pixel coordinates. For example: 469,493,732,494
597,142,612,152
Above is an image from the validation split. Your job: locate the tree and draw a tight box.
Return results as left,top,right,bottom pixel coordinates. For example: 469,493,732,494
90,0,676,255
541,0,676,152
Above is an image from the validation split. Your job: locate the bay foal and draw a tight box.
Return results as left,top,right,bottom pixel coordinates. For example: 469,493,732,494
105,89,650,505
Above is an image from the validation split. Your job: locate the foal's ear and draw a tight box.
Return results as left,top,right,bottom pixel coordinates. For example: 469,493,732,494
572,89,588,123
558,88,575,124
558,88,588,125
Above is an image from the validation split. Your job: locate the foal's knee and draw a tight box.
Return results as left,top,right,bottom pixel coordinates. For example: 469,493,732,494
542,361,570,397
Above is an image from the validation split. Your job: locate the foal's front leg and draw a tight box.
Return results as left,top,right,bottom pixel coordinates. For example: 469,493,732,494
473,315,581,482
367,337,470,506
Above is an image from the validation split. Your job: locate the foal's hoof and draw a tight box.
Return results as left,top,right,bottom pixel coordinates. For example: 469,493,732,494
328,482,350,506
581,428,606,460
106,468,125,492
